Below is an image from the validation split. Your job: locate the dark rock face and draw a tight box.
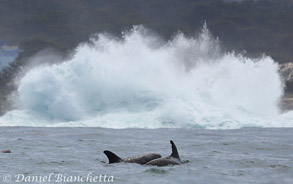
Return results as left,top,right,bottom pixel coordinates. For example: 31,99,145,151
280,62,293,83
280,93,293,112
280,62,293,94
279,62,293,111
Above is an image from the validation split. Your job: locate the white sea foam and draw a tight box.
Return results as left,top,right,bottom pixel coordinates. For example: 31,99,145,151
0,25,292,129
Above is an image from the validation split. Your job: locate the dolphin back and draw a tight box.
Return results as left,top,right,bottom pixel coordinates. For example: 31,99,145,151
123,153,161,164
145,157,181,166
145,140,182,166
104,140,182,166
103,150,122,164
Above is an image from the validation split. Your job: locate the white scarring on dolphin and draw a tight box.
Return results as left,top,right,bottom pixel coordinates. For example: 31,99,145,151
103,150,161,165
103,140,183,166
145,140,182,166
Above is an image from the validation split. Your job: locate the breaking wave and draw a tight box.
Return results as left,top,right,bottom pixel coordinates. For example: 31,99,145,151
0,25,292,129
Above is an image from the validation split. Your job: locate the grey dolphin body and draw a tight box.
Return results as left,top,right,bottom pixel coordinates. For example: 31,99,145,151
103,151,161,165
145,140,182,166
1,150,11,153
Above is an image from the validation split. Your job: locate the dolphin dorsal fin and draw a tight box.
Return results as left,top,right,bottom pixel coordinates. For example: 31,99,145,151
170,140,180,159
103,150,122,164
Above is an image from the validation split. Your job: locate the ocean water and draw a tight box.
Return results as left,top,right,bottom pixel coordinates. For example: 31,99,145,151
0,48,20,72
1,127,293,184
0,25,293,183
0,55,15,72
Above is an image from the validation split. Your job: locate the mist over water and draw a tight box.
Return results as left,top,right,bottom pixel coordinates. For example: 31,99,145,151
0,25,292,129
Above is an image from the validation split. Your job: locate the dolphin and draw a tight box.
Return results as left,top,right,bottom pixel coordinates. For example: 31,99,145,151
145,140,182,166
103,150,161,165
1,150,11,153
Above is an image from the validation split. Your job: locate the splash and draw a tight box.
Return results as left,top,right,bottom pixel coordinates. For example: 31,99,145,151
0,25,292,129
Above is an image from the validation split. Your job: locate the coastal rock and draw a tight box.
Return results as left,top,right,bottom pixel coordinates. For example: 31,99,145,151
279,62,293,92
1,150,11,153
279,62,293,81
279,62,293,111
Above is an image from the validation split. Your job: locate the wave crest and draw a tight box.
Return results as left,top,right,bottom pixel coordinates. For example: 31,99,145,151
1,25,291,129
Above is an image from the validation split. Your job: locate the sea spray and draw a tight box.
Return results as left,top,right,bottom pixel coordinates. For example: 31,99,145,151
0,25,291,128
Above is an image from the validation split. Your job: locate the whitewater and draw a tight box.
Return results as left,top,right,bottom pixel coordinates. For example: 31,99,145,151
0,25,292,129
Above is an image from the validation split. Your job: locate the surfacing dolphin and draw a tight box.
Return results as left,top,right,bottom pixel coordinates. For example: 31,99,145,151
145,140,182,166
103,150,161,165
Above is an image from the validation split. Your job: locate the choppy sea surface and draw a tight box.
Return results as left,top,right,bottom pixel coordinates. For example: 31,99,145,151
1,127,292,184
1,25,293,184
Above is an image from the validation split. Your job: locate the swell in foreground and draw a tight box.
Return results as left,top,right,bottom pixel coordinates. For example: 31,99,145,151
0,25,292,129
